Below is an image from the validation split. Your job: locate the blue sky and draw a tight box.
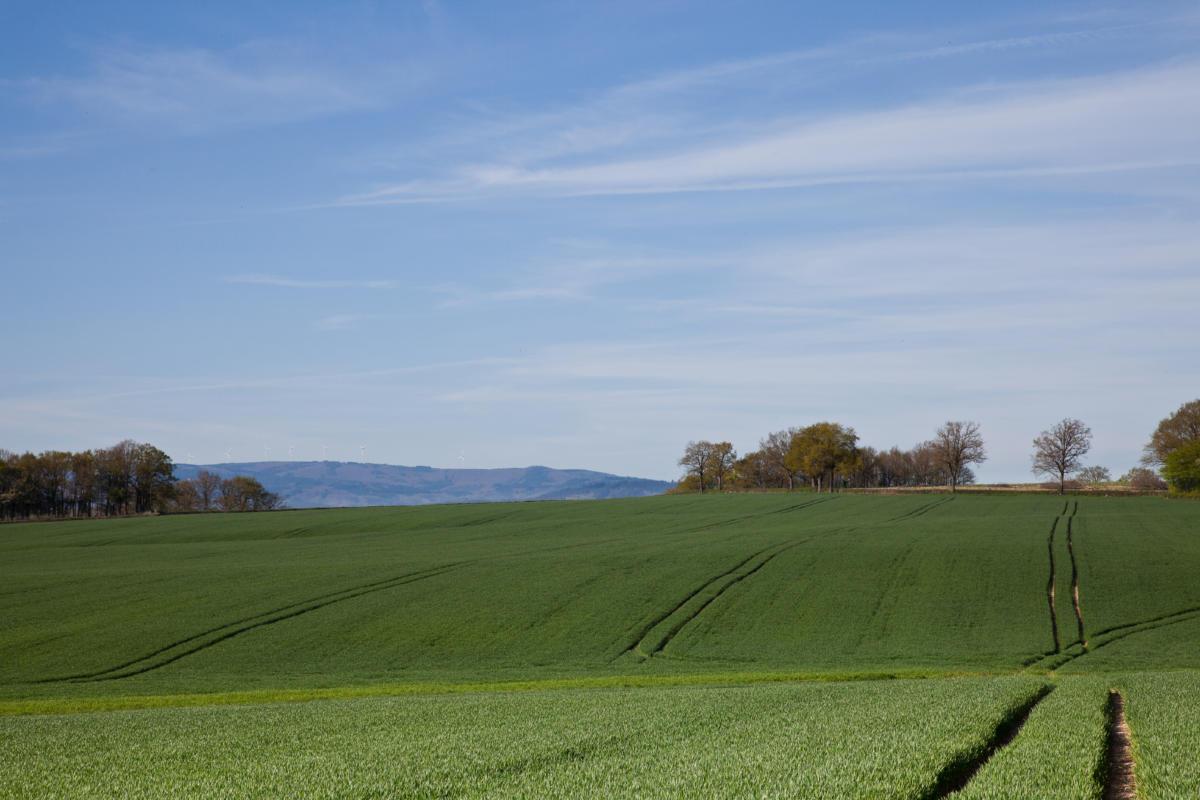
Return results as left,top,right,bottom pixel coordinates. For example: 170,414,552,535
2,1,1198,481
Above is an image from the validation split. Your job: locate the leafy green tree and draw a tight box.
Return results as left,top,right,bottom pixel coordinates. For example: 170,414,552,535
1143,399,1200,466
1162,441,1200,495
787,422,859,493
132,444,176,513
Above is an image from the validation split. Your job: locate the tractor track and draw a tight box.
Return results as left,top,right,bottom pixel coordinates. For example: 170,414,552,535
888,496,954,523
1092,604,1200,638
678,497,834,535
1046,518,1062,654
922,685,1054,798
1066,516,1087,648
613,544,784,659
1040,501,1083,659
39,562,465,683
617,540,803,660
647,541,803,656
1030,606,1200,671
1102,691,1137,800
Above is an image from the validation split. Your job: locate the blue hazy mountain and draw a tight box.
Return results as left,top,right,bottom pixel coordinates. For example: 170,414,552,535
174,461,672,508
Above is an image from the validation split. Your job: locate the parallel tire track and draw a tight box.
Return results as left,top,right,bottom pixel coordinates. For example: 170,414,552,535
679,497,834,535
1092,604,1200,638
1036,501,1082,663
1032,606,1200,671
40,563,465,683
613,544,783,659
647,542,803,656
617,540,802,660
888,496,954,523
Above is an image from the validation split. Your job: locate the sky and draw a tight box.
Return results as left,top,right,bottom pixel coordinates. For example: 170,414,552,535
2,1,1198,482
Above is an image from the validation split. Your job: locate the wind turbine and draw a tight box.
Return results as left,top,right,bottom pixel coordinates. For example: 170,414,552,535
322,445,328,461
288,445,295,459
360,445,366,462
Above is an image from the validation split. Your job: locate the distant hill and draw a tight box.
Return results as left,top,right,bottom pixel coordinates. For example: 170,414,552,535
173,461,672,508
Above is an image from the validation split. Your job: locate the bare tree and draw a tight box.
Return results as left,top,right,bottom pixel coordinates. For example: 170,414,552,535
931,421,986,493
173,479,200,512
1076,465,1111,486
678,441,715,493
195,470,222,511
1121,467,1167,491
1032,418,1092,495
708,442,736,491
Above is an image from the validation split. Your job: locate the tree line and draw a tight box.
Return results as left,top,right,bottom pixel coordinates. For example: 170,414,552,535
676,399,1200,496
677,420,986,494
171,471,282,513
0,441,281,521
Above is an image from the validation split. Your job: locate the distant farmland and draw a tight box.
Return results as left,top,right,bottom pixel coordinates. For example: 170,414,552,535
2,494,1198,797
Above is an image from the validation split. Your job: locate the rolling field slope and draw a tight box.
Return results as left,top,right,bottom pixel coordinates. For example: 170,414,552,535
2,494,1198,797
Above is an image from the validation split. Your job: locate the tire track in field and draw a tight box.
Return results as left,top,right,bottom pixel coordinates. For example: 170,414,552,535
647,541,804,657
922,685,1054,799
1091,604,1200,638
615,540,803,660
675,497,834,535
1066,515,1087,648
39,562,466,683
1040,607,1200,671
847,516,944,654
1045,517,1062,654
613,543,783,660
1040,501,1083,657
887,495,954,523
1103,691,1138,800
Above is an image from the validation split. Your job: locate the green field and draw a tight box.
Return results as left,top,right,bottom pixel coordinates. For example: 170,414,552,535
2,494,1198,797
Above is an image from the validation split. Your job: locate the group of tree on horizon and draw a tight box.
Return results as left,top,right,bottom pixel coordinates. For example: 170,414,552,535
0,442,281,522
675,399,1200,496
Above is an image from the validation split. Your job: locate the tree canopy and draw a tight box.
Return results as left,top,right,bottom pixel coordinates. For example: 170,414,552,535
1,442,281,521
1162,440,1200,495
1143,399,1200,466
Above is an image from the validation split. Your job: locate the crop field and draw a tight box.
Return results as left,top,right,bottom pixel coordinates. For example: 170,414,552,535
2,493,1198,797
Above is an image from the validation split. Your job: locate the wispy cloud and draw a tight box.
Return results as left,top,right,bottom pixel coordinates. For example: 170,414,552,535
364,19,1157,174
19,40,424,132
432,254,706,307
225,274,403,289
314,313,375,331
341,59,1200,202
0,132,87,160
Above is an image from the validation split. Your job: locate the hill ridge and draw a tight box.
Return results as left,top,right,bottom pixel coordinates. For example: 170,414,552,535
174,460,672,508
